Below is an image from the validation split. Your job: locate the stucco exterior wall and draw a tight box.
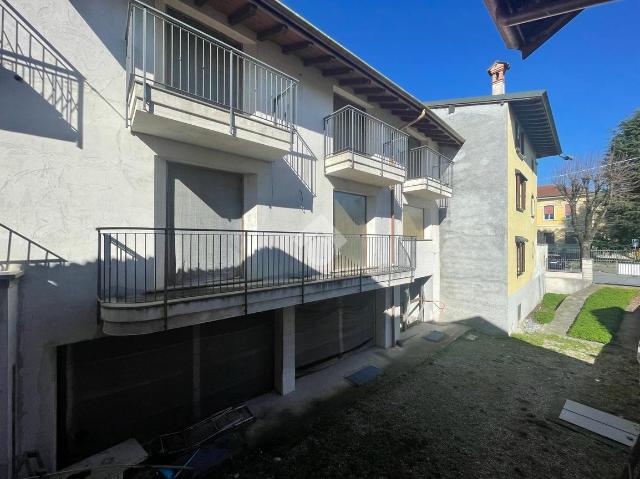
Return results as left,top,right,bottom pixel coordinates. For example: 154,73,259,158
431,103,509,333
506,105,538,295
0,0,446,470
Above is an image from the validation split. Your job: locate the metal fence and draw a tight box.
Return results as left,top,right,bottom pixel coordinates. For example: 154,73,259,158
407,145,453,186
546,245,582,272
324,106,409,167
125,1,298,128
590,249,640,275
98,228,416,304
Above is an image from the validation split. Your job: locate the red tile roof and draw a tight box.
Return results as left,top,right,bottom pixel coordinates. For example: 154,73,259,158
537,184,563,198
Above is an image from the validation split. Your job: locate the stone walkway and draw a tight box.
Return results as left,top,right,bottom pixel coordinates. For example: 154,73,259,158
543,284,601,336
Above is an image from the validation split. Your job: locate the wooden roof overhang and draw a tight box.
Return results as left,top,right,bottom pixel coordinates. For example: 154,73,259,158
193,0,464,147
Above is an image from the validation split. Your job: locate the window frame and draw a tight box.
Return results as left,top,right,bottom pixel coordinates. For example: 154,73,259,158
544,204,555,220
515,171,527,212
516,241,526,276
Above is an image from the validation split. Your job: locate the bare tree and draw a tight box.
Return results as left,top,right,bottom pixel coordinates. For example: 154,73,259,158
553,152,639,258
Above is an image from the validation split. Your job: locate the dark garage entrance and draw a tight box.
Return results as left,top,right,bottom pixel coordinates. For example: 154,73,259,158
57,312,274,466
295,291,376,371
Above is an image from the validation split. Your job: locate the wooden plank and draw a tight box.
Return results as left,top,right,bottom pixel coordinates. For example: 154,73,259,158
339,78,370,86
228,3,257,26
322,67,353,77
559,409,637,446
257,24,288,41
564,400,640,436
368,95,398,102
303,55,334,66
353,87,383,94
282,41,312,54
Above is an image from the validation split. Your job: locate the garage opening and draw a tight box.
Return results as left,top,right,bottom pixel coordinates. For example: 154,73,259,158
295,292,376,372
57,312,273,466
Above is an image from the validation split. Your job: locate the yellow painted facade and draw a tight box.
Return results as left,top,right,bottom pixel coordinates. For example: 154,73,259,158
536,196,585,243
506,107,538,295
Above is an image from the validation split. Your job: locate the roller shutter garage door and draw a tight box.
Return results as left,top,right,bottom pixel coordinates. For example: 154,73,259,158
57,312,273,466
295,292,375,370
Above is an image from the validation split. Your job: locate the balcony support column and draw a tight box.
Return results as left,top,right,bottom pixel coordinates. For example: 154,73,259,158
0,271,22,479
376,286,400,349
274,306,295,395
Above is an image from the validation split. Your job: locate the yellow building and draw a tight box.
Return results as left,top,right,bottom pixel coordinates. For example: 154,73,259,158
536,185,582,245
427,61,562,333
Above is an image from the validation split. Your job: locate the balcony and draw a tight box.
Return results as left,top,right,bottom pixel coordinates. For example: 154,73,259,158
125,2,298,161
323,106,408,186
403,146,453,199
97,228,416,335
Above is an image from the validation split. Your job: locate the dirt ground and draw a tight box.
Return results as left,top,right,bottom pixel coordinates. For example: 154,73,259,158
214,295,640,478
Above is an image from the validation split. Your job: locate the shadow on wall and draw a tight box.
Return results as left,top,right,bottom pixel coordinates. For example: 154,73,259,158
0,222,66,271
0,1,84,147
68,0,127,68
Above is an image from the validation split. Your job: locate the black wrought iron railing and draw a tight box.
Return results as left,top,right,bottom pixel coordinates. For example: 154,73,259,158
324,106,409,168
125,1,298,129
407,146,453,186
97,227,416,305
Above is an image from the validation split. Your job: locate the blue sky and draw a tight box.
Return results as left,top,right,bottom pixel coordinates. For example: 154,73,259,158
282,0,640,185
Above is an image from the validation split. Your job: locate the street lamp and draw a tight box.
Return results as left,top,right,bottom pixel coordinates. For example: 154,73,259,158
559,154,573,161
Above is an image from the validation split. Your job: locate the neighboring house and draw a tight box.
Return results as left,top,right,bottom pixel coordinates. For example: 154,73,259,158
426,61,562,335
484,0,616,58
0,0,463,474
536,184,583,245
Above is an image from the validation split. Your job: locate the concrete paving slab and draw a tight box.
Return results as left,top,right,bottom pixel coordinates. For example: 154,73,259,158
345,365,381,386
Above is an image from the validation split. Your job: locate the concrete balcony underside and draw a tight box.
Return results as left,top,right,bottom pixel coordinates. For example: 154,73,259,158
403,177,452,200
100,268,414,336
325,151,405,186
128,82,291,161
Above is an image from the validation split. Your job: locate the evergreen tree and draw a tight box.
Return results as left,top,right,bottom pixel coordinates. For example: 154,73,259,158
605,110,640,246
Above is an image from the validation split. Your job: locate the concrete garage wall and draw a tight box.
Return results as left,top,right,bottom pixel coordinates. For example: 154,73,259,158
431,104,509,333
0,0,445,470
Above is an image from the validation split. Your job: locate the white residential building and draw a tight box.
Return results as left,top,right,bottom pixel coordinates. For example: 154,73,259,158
0,0,462,474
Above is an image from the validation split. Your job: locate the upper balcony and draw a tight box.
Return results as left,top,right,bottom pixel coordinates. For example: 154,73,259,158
125,2,298,161
323,106,408,186
403,146,453,200
97,227,416,335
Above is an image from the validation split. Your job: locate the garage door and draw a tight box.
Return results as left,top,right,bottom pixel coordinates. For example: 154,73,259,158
295,292,375,370
57,312,273,466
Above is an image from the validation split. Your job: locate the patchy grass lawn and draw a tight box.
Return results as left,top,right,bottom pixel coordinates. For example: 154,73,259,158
533,293,568,324
567,287,638,344
512,332,603,363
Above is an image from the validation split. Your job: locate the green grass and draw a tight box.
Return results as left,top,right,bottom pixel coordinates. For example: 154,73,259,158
567,287,638,344
533,293,568,324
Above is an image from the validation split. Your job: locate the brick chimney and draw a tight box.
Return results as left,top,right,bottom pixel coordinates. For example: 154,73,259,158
488,61,510,95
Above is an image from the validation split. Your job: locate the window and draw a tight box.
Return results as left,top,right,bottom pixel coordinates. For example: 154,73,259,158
543,232,555,245
530,195,535,218
516,240,526,276
515,171,527,211
564,204,572,219
403,205,424,240
544,205,554,220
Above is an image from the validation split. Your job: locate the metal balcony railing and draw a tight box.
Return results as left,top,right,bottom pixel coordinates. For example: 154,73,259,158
407,146,453,186
125,1,298,129
324,106,409,168
97,227,416,306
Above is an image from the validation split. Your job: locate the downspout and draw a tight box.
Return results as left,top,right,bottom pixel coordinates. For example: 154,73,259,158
388,109,428,345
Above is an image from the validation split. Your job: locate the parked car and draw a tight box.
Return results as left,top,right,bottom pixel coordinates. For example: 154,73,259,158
547,254,566,270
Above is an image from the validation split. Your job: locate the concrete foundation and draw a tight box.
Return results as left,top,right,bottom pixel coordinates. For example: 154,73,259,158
0,271,22,479
545,271,591,294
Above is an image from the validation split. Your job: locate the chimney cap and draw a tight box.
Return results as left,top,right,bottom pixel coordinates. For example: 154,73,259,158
487,60,511,75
